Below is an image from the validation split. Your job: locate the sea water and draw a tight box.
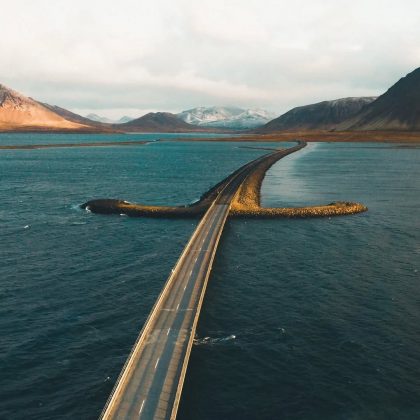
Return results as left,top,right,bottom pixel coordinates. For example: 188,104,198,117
0,136,419,419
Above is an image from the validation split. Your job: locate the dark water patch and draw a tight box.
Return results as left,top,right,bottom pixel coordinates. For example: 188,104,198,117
1,139,419,419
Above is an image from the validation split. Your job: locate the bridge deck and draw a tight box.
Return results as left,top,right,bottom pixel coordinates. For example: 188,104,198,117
101,203,230,419
100,142,306,419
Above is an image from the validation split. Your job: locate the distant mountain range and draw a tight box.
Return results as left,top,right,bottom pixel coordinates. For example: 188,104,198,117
116,112,209,132
86,113,134,124
2,67,420,133
178,106,275,129
259,97,377,131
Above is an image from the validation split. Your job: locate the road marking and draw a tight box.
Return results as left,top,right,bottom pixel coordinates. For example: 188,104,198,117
167,328,171,336
184,286,186,290
139,399,145,415
176,303,180,311
155,358,160,369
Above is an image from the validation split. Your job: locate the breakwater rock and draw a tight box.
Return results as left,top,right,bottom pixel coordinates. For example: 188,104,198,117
81,142,367,218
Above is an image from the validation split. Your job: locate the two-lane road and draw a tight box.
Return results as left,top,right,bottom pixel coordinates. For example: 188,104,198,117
101,201,231,419
101,142,306,420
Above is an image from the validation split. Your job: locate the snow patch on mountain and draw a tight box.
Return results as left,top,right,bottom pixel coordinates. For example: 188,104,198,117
177,106,275,129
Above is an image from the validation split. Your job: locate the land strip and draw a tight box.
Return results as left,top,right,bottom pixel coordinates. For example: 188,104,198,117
0,140,149,150
175,130,420,143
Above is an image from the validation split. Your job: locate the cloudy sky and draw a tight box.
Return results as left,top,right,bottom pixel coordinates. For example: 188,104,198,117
2,0,420,119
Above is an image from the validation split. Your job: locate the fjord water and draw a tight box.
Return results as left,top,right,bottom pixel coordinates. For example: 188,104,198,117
1,136,419,419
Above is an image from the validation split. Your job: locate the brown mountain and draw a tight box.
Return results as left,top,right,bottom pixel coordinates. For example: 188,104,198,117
337,67,420,130
116,112,214,132
258,97,376,132
0,84,98,132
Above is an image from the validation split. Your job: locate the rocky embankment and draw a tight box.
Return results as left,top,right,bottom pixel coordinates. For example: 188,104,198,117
82,143,367,218
230,149,367,217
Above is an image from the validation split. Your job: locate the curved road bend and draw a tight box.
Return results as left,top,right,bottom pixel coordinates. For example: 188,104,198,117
100,141,306,420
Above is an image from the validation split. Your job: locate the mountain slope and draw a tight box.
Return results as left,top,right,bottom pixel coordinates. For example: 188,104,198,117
116,112,210,132
178,106,275,129
338,68,420,130
40,103,106,127
258,97,376,132
0,84,89,131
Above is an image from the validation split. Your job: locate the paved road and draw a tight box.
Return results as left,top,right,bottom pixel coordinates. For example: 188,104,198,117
100,142,306,420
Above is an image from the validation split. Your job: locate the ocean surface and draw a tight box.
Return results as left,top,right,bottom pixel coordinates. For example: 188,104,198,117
0,134,419,419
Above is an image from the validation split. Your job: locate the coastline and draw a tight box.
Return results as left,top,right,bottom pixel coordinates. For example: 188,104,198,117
175,130,420,143
0,140,149,150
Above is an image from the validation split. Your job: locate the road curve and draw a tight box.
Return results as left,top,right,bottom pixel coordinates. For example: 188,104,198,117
100,142,307,420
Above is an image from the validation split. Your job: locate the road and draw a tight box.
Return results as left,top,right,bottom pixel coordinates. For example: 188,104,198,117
100,142,306,420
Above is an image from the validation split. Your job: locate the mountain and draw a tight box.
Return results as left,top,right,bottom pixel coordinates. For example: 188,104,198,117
258,97,377,132
337,68,420,131
178,106,275,129
39,103,107,127
117,116,134,124
116,112,205,132
0,84,91,132
85,114,134,124
86,113,114,124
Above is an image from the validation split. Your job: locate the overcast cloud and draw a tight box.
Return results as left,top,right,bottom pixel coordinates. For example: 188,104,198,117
1,0,420,118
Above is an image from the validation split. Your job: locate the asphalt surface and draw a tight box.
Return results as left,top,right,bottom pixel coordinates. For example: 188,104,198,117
100,142,306,420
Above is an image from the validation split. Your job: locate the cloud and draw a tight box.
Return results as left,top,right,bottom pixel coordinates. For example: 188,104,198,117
1,0,420,118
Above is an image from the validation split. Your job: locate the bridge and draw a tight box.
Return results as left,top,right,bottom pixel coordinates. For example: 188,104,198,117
100,142,306,419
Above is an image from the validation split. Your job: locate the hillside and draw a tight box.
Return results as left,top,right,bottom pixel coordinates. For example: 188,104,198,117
338,68,420,130
40,103,113,129
116,112,213,132
0,84,91,132
258,97,376,132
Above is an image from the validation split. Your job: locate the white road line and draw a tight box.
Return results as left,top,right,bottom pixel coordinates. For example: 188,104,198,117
167,328,171,336
184,286,186,290
139,399,145,415
176,303,180,311
155,358,160,369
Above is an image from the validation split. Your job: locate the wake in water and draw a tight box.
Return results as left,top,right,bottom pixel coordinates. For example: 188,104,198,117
194,334,236,346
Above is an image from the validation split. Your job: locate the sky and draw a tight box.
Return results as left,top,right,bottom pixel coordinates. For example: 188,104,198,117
1,0,420,119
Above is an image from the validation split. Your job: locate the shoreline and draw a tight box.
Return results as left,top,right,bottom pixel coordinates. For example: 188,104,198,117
175,130,420,143
0,140,149,150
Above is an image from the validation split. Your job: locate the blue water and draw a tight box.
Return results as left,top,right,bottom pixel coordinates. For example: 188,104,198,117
1,137,419,419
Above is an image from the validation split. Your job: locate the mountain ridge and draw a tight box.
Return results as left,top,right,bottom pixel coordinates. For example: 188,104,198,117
178,106,275,129
337,68,420,130
115,112,216,133
258,97,377,132
0,84,91,132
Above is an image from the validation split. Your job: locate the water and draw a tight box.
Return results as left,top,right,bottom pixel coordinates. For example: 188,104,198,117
1,137,419,419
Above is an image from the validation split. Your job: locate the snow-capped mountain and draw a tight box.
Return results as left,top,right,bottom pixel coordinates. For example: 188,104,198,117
177,106,275,129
